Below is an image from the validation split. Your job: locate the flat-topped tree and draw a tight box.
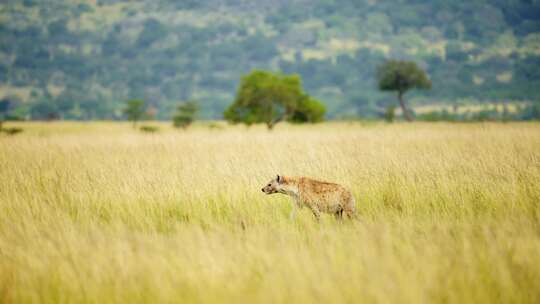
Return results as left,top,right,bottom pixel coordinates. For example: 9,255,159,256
224,70,325,129
377,60,431,121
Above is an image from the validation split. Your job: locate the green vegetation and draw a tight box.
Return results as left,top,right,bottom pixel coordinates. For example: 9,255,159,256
377,60,432,121
139,125,160,133
124,99,146,128
384,105,396,123
1,1,539,120
224,70,325,129
416,103,540,122
1,127,23,135
0,120,23,135
173,101,198,129
289,96,326,124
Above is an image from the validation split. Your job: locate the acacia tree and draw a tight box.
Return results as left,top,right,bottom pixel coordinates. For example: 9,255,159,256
224,70,325,129
377,60,431,121
124,99,145,128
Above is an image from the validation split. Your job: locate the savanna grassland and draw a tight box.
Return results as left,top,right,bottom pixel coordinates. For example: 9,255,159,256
1,122,540,304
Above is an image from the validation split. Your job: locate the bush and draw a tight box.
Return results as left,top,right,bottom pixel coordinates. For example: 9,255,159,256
139,125,159,133
1,127,23,135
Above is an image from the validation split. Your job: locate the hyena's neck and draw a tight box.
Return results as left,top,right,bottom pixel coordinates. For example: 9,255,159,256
280,177,300,197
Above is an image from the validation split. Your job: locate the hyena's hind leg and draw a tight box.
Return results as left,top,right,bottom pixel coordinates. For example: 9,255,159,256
343,196,357,220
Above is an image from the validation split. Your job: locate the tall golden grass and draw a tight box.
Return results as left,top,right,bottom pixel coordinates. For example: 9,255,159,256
1,121,539,303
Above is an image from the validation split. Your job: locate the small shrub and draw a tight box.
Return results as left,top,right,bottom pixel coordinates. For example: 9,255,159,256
0,120,23,135
2,127,23,135
139,125,159,133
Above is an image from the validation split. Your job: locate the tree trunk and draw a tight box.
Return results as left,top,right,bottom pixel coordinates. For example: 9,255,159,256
398,91,413,122
267,111,290,130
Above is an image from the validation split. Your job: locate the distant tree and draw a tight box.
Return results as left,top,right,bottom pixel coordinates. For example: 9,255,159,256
377,60,431,121
224,70,325,129
173,101,198,129
124,99,145,128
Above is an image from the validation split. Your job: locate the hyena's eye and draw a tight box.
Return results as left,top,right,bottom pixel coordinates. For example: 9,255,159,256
268,184,271,186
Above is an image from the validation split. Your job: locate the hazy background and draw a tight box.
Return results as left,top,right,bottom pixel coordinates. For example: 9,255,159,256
1,0,539,120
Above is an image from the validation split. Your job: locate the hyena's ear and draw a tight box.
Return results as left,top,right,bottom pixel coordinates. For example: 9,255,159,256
277,175,282,184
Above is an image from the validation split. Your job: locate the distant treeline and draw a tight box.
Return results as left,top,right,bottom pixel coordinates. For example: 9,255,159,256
0,0,539,120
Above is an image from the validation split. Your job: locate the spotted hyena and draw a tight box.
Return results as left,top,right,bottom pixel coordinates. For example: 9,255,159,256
261,175,356,220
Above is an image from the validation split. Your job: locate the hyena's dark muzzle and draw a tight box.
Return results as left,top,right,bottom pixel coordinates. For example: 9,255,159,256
261,184,276,194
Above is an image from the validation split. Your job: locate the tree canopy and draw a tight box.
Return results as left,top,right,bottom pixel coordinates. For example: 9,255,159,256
224,70,325,129
378,60,432,93
377,60,431,121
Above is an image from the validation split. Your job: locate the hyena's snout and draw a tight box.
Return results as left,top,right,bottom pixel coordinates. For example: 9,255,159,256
261,184,275,194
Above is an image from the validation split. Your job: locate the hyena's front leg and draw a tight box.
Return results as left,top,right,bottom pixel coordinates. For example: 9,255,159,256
289,205,297,220
289,198,302,220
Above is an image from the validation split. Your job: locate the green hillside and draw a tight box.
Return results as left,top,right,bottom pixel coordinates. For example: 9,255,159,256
1,0,540,119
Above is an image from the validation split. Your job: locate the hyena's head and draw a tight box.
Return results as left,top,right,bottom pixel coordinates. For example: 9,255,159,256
261,175,285,195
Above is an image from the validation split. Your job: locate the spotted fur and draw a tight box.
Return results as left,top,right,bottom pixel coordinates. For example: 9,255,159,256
262,175,356,220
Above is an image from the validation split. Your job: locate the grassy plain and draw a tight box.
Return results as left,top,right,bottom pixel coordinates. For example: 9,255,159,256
1,121,540,303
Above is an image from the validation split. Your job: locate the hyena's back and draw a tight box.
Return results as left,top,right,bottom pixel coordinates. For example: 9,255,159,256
297,177,356,217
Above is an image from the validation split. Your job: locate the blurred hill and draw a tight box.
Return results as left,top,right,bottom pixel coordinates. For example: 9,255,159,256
1,0,539,120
